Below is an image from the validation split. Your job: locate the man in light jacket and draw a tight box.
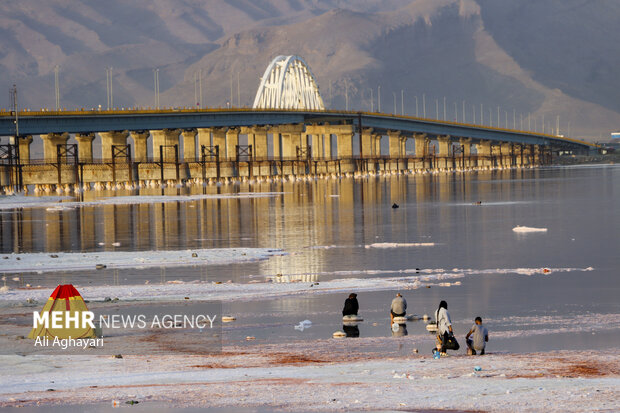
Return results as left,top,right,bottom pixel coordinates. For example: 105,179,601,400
390,293,407,323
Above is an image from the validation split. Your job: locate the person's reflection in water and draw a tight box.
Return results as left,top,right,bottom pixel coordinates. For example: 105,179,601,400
391,323,408,337
343,324,360,337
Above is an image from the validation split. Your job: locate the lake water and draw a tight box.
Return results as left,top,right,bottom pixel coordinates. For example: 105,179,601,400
1,165,618,354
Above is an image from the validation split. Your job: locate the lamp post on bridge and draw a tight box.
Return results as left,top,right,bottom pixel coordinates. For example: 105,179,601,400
393,92,396,115
415,96,418,117
443,96,446,121
106,67,113,110
378,86,381,112
153,68,160,109
54,65,60,111
369,88,374,112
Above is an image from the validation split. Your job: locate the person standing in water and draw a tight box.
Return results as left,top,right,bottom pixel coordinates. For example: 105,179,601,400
390,293,407,323
342,293,359,316
466,316,489,355
435,300,454,355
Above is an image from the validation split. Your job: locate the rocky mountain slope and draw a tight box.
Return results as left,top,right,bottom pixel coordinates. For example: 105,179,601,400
1,0,618,140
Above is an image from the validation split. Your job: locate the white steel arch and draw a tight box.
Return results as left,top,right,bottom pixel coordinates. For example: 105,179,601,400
253,55,325,110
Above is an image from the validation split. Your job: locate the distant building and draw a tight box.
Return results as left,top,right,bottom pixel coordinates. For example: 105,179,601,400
606,132,620,151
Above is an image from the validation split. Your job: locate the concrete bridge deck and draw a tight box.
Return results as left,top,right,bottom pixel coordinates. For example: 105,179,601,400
0,108,594,191
0,108,594,150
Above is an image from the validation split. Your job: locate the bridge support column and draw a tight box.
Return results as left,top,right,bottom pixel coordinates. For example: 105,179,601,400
100,131,129,161
211,128,227,159
197,128,212,151
388,130,401,158
500,143,513,167
313,133,324,159
324,131,333,160
387,130,402,171
243,126,268,159
182,129,198,162
18,135,33,164
130,131,150,162
226,128,239,160
491,144,502,167
304,124,323,159
275,124,304,159
476,140,492,168
459,138,472,168
75,133,95,162
414,133,427,169
513,145,523,167
360,128,373,159
151,129,180,161
437,136,452,169
41,132,69,162
533,145,542,165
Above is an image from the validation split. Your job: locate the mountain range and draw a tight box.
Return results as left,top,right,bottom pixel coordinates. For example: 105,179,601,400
1,0,618,141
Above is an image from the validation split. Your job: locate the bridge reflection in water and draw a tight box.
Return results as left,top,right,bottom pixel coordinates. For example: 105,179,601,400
1,168,533,258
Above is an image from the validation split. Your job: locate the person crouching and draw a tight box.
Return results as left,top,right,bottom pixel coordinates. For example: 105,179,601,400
465,316,489,355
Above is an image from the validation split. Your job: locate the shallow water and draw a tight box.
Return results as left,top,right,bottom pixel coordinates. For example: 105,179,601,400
0,165,618,353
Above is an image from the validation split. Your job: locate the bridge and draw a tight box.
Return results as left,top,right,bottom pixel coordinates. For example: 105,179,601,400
0,55,596,191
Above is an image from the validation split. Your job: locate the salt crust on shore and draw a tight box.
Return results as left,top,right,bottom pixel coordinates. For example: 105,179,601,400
0,248,282,274
0,340,617,412
1,267,593,305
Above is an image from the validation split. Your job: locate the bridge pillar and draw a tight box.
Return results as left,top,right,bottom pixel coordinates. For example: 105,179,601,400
414,134,427,169
226,128,239,160
242,126,268,159
197,128,212,151
324,131,333,160
75,133,95,162
388,130,400,159
130,131,150,162
533,145,542,165
500,143,513,167
41,132,69,162
388,130,401,159
18,135,33,164
151,129,180,161
305,124,323,159
459,138,472,168
437,136,452,169
181,129,198,162
100,131,129,161
326,124,354,159
274,124,304,159
476,140,492,168
513,144,523,166
211,128,227,159
414,134,427,156
360,128,373,159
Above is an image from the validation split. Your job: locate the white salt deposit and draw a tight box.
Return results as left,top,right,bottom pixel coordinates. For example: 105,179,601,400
365,242,435,248
513,226,548,233
0,248,283,274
